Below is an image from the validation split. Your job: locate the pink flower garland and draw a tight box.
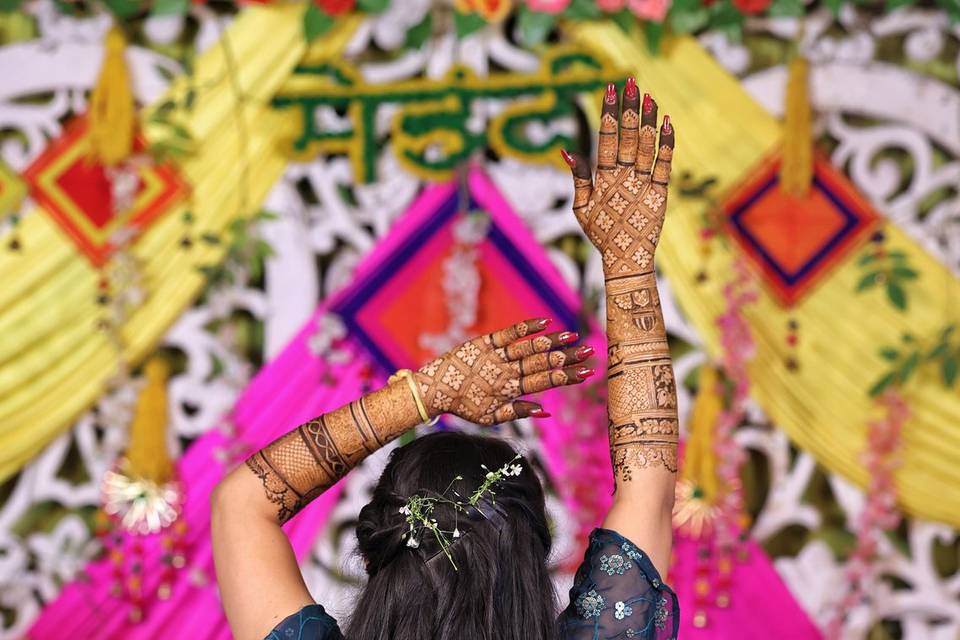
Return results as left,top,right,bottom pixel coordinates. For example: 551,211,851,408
713,257,758,546
827,389,909,636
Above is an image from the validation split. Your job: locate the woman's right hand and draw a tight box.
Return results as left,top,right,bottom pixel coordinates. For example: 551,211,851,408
414,318,595,425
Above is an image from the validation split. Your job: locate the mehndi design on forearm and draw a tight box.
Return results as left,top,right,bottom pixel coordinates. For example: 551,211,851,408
563,78,678,483
246,319,594,523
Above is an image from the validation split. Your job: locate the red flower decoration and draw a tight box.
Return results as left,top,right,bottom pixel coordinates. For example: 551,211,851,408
314,0,355,15
732,0,770,14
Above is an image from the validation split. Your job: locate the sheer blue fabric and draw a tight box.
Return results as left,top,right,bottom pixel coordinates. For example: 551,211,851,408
263,528,678,640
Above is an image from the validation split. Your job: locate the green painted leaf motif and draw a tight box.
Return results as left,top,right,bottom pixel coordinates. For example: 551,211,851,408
868,370,897,397
611,9,636,35
405,12,432,48
886,250,908,261
928,342,949,359
304,4,336,42
891,266,919,280
643,20,664,54
358,0,389,12
856,272,880,291
899,351,920,382
857,252,877,265
886,280,907,310
563,0,602,19
879,348,899,361
517,7,556,47
200,233,221,245
454,10,487,38
671,7,709,32
944,355,959,386
151,0,188,16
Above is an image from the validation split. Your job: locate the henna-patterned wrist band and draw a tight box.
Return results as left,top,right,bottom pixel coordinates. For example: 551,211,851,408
389,368,435,424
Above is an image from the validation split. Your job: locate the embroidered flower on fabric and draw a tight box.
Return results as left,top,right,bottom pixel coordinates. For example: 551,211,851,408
575,589,605,619
614,600,633,620
654,595,669,630
599,553,631,576
621,541,643,562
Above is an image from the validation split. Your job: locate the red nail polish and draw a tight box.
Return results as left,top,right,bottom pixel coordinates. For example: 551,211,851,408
576,345,595,359
559,149,575,167
605,83,617,104
577,367,595,379
662,115,672,134
625,77,637,99
642,93,653,114
530,408,551,418
559,331,578,344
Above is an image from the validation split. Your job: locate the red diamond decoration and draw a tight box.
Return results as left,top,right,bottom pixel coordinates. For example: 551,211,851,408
23,115,188,266
722,150,881,306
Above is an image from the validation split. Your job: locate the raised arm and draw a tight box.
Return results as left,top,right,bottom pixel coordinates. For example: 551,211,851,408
562,78,677,575
211,319,593,640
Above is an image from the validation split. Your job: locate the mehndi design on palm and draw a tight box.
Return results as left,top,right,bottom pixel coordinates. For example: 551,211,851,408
563,79,679,481
415,318,594,425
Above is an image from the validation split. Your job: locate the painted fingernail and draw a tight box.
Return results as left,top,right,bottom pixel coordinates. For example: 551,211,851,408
576,345,595,359
625,77,637,99
530,408,551,418
560,149,575,167
642,93,653,114
662,115,672,134
532,318,552,330
606,82,617,104
577,367,596,380
559,331,578,344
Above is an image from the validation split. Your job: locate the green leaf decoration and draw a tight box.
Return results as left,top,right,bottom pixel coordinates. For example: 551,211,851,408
891,265,919,280
103,0,142,19
563,0,602,19
358,0,389,12
856,272,880,291
857,252,877,265
879,348,899,361
405,12,432,48
943,354,959,386
304,4,336,42
671,6,709,32
709,0,744,41
454,10,487,38
610,9,636,35
928,342,949,359
517,6,556,48
886,280,907,310
200,233,221,245
886,250,908,261
768,0,805,16
899,351,920,382
643,20,664,55
151,0,188,16
869,370,897,397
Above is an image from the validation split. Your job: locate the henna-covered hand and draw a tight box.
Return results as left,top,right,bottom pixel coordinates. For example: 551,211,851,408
561,78,675,277
416,318,595,425
563,79,679,483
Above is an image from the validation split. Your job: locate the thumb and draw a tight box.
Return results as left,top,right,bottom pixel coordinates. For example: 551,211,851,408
560,149,593,225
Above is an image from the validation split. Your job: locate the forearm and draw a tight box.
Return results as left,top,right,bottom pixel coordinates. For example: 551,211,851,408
243,377,423,524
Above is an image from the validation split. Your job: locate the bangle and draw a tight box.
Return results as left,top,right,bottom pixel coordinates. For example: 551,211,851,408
389,369,437,425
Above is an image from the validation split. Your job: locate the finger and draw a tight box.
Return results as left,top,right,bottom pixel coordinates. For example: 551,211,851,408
505,330,578,362
597,82,619,174
636,93,659,177
652,116,675,186
617,76,640,167
486,318,551,349
486,401,550,425
560,150,593,225
517,345,595,376
518,366,595,395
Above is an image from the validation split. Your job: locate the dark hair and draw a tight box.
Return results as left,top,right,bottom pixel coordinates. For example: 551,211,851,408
347,431,557,640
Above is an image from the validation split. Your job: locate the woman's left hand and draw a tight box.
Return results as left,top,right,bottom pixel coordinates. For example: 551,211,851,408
415,318,595,425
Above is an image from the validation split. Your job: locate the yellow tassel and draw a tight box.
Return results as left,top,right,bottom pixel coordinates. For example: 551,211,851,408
124,356,173,484
779,56,813,197
682,365,723,502
88,26,136,167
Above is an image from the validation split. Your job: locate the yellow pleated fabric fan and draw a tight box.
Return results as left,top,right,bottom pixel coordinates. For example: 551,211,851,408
88,25,135,167
779,55,812,197
673,365,723,538
124,356,173,484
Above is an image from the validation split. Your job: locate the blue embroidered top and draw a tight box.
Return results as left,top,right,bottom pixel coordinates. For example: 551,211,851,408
265,528,679,640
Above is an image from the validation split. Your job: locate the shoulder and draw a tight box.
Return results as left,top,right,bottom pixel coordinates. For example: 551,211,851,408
264,604,343,640
558,528,679,639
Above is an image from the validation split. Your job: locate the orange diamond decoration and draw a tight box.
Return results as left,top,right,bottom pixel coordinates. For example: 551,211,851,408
23,116,187,265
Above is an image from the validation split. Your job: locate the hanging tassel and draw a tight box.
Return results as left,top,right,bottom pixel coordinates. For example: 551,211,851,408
779,55,812,197
124,356,173,484
89,25,136,167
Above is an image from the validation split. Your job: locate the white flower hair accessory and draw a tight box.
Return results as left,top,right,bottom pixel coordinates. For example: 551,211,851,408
398,454,523,570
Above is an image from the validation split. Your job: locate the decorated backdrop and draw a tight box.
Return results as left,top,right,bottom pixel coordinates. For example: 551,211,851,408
0,0,958,639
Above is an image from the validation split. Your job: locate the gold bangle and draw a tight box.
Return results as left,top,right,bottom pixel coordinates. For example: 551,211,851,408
389,369,436,425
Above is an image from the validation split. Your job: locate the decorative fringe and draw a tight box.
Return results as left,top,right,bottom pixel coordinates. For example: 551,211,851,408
89,26,135,167
779,56,812,197
125,356,173,484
